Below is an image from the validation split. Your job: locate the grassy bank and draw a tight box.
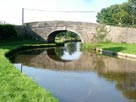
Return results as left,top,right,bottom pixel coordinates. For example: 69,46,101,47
0,40,58,102
82,43,136,55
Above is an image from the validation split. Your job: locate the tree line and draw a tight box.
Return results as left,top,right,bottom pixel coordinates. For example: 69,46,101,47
96,0,136,27
0,24,17,41
55,31,80,41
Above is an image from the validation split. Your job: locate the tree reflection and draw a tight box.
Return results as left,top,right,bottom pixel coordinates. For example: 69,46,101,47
90,55,136,100
64,42,77,55
97,68,136,100
116,73,136,100
46,42,81,61
55,47,64,57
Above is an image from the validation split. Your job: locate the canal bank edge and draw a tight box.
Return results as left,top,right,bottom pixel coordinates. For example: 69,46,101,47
96,48,136,61
0,43,60,102
5,43,64,60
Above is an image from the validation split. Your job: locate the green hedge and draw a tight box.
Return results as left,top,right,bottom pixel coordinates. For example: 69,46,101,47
0,24,17,41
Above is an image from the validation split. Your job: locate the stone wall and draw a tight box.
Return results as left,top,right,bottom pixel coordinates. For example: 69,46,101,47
16,21,136,44
107,26,136,43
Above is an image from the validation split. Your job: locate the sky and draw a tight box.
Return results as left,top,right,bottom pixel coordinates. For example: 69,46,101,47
0,0,128,25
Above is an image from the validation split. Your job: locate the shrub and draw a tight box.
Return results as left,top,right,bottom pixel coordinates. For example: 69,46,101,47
0,24,17,41
94,24,109,43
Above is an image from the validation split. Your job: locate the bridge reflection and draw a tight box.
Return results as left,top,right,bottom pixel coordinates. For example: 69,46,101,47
47,48,73,62
13,48,136,73
12,44,136,101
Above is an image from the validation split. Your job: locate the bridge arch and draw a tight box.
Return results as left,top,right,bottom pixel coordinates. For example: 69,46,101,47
47,29,83,43
25,21,98,43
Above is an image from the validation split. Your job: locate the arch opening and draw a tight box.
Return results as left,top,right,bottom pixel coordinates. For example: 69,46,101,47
47,30,83,43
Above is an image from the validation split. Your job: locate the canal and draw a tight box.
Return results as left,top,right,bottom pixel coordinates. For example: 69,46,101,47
12,42,136,102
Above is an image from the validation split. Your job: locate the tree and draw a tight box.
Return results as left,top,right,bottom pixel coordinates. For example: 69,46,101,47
96,4,121,25
96,1,136,26
129,0,136,4
128,0,136,25
113,10,131,25
55,31,80,41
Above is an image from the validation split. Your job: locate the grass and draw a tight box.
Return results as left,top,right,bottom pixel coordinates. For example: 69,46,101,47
82,42,136,55
0,40,58,102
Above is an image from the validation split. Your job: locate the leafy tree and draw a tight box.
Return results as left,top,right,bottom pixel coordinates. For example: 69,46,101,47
128,0,136,25
96,4,121,25
113,10,130,25
55,31,80,41
96,1,136,26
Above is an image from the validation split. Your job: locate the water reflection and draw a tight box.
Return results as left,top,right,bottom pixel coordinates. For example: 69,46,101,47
12,42,136,102
47,42,81,61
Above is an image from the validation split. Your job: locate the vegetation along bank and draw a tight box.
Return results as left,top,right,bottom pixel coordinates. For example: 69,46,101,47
0,40,59,102
0,24,59,102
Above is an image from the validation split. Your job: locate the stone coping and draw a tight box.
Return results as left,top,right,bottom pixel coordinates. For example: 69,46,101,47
96,48,136,61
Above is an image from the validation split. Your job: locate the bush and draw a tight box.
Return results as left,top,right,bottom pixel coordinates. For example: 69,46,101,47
94,24,109,43
0,24,17,41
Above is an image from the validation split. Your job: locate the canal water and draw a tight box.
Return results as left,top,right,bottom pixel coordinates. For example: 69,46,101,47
12,42,136,102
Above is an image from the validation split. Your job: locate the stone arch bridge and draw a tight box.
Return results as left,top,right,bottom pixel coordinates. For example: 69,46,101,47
25,21,98,43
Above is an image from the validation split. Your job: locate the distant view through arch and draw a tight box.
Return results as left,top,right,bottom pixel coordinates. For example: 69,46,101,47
47,30,82,43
